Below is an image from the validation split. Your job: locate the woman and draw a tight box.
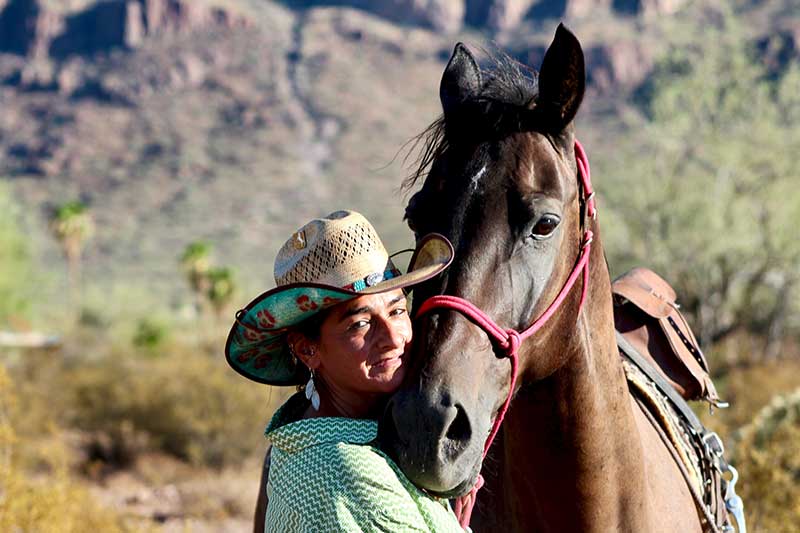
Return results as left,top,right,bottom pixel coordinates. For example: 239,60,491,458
225,210,463,532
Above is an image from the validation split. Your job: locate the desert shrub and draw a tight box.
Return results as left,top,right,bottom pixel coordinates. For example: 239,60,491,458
132,317,171,351
0,365,137,532
731,388,800,532
0,468,135,532
64,350,278,468
699,355,800,437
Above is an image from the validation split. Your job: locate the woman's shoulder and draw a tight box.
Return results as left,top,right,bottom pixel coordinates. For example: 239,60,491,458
271,421,396,485
267,423,463,533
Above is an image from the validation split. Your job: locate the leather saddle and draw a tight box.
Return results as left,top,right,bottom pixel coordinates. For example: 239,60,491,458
612,267,720,405
612,268,744,533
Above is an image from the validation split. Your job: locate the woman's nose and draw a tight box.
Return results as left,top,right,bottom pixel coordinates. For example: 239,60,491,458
375,316,409,349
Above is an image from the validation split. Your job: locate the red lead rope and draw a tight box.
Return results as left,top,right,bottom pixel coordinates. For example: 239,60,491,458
414,140,595,530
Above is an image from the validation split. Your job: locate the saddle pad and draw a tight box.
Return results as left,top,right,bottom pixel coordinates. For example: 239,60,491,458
623,358,704,495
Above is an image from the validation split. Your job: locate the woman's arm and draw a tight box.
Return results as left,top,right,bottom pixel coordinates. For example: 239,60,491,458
253,447,271,533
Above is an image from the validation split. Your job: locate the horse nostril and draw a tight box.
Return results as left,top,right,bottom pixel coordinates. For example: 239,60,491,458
444,403,472,444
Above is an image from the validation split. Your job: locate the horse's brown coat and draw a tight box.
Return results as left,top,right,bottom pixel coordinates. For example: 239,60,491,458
380,25,704,532
471,228,701,531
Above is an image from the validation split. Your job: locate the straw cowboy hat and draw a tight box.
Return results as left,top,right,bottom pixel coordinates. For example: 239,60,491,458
225,210,454,385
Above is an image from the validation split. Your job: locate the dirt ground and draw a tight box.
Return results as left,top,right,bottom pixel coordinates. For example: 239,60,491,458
87,452,262,532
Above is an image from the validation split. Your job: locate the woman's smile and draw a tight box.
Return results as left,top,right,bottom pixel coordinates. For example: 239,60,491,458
370,353,404,371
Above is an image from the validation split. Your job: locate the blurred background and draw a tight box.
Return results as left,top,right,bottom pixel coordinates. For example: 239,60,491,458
0,0,798,531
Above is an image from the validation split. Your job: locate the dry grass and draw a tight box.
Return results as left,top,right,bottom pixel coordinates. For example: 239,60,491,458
1,333,284,531
59,348,280,468
699,355,800,436
730,388,800,533
0,366,146,532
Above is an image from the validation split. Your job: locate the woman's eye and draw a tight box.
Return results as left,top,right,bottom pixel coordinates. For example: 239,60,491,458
349,320,370,331
530,215,560,239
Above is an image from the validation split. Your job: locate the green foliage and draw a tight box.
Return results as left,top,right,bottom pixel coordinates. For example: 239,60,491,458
132,317,171,351
179,241,238,320
180,241,212,277
0,184,34,325
50,200,95,250
206,266,237,315
732,388,800,532
180,241,213,298
599,11,800,351
49,200,95,304
53,200,90,221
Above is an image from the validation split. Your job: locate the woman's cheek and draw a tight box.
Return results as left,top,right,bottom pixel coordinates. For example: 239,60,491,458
346,337,368,358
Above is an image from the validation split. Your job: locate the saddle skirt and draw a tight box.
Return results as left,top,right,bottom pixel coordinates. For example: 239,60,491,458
613,267,721,405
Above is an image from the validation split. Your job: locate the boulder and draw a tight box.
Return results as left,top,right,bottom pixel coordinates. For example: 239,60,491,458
368,0,465,34
565,0,611,18
637,0,687,16
486,0,537,33
585,40,653,93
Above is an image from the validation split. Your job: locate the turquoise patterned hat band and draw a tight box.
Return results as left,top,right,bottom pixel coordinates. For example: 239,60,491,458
341,266,402,292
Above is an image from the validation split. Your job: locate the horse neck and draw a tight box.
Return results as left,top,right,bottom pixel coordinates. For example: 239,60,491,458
482,235,655,532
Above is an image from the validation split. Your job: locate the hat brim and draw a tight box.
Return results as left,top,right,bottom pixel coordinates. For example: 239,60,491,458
225,234,454,385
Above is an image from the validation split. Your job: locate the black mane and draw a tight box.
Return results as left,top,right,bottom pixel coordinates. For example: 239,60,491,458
403,52,538,190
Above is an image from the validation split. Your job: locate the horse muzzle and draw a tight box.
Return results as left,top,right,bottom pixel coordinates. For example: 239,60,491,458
378,385,485,497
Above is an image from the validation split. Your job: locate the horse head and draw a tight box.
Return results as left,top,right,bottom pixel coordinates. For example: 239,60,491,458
379,24,590,496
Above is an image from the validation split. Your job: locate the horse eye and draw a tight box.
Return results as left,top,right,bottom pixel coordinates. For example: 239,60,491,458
530,215,560,239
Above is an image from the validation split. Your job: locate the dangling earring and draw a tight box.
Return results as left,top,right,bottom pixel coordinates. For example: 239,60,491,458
305,370,320,411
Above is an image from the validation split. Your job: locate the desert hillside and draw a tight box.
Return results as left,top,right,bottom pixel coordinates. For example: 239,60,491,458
1,0,796,300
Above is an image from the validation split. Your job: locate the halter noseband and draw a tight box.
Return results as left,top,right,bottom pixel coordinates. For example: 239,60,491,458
414,140,596,529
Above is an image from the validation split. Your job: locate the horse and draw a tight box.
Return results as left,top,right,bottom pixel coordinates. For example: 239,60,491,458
378,25,705,532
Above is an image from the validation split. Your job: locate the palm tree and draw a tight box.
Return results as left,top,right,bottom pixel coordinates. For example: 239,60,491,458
206,266,237,319
180,241,212,294
50,201,94,301
180,241,215,317
180,242,237,323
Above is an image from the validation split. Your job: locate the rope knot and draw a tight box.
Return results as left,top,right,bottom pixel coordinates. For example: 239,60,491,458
502,329,522,356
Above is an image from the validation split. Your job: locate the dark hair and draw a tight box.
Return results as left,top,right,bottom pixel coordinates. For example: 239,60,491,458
403,51,539,190
291,307,332,342
289,308,331,393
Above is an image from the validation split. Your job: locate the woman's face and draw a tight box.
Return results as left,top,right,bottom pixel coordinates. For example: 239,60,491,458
314,289,412,396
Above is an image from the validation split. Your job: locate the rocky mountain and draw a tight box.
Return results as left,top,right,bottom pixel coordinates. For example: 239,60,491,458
0,0,796,304
1,0,249,55
282,0,692,34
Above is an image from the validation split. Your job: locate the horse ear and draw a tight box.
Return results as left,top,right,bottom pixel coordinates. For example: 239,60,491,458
440,43,481,116
534,24,585,133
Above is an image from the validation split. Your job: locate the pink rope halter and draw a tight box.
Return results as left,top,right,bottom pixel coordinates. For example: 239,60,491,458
414,140,596,529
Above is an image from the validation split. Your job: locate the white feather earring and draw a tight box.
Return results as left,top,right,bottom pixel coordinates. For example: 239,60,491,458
305,370,320,411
